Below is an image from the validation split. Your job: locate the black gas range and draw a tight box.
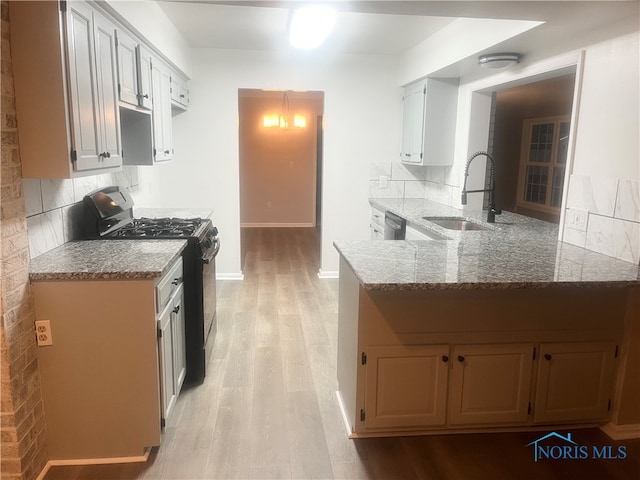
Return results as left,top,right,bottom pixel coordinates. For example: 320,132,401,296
83,186,218,384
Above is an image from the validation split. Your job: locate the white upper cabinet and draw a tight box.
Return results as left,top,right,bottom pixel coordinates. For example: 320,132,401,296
170,70,190,111
151,58,174,162
115,28,140,107
91,10,122,169
116,29,156,112
137,45,154,110
10,1,189,176
10,0,121,177
400,78,459,167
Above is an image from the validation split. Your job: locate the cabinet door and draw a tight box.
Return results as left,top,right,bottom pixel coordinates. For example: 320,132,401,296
171,72,189,109
534,341,616,424
158,302,177,426
449,344,534,425
171,286,186,393
151,59,173,162
65,1,101,171
400,82,425,164
92,11,121,169
364,345,449,429
115,29,139,106
136,45,153,110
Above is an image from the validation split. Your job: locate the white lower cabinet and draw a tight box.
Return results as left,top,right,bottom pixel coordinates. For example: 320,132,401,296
449,344,534,425
156,260,186,427
32,254,185,459
361,341,616,433
364,345,449,429
533,341,616,424
370,206,385,240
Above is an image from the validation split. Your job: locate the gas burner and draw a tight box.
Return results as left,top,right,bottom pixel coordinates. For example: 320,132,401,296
109,217,205,238
134,217,203,229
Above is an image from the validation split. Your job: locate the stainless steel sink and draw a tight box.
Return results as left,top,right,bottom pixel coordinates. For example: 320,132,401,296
422,216,489,231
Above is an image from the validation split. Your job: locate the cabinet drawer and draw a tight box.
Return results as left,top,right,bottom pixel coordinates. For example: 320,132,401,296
371,207,385,228
156,257,183,314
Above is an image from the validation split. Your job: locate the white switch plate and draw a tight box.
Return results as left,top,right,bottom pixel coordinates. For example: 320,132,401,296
566,208,588,232
378,175,389,189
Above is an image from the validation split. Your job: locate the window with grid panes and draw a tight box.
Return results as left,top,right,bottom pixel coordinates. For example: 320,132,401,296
517,116,570,214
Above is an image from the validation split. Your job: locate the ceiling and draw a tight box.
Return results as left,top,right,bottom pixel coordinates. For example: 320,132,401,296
496,73,576,118
157,1,639,59
157,1,455,54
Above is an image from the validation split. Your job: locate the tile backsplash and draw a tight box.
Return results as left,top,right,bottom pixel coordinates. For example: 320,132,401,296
369,158,459,207
564,175,639,264
24,166,148,258
369,158,639,265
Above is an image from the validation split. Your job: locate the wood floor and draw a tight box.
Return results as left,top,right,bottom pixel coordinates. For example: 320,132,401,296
46,227,640,480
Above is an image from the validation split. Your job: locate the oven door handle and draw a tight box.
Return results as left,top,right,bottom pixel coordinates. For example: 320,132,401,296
202,238,220,264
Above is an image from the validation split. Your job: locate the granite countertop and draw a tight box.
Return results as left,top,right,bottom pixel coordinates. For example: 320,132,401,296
29,240,187,281
334,198,640,291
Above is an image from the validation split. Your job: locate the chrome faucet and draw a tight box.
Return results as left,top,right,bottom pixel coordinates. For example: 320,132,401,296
461,151,502,223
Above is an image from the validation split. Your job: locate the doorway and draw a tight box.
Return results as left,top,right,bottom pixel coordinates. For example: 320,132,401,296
490,73,576,223
237,89,325,268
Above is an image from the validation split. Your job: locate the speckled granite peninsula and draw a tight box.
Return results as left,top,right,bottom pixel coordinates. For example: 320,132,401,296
334,198,640,290
335,198,639,439
29,239,187,281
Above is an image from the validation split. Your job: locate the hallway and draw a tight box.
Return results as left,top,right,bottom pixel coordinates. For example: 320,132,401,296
46,228,639,479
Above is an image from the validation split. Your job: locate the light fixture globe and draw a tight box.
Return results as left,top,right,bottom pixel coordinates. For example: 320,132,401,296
289,5,336,49
477,53,521,69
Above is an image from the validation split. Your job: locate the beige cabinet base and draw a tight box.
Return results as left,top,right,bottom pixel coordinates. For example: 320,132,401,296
336,257,634,437
33,280,161,461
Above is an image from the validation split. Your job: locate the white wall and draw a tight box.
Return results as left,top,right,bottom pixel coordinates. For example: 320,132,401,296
563,26,639,264
399,18,542,86
572,29,639,181
161,49,401,276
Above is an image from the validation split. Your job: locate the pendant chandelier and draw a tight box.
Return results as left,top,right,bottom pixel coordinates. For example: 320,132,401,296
263,91,306,129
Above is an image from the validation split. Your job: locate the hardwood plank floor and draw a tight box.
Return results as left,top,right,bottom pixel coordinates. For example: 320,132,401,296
45,227,640,480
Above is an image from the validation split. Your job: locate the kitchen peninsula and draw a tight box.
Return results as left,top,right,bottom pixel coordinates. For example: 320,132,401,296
335,199,639,437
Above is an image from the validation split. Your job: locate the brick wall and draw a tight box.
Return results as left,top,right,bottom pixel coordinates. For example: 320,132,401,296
1,2,49,479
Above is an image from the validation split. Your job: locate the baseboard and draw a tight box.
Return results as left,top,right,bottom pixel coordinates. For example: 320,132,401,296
240,223,315,228
36,448,151,480
216,272,244,281
600,422,640,440
335,391,353,438
318,270,339,279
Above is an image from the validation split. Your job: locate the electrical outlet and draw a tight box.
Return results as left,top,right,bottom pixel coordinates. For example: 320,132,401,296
378,175,389,189
35,320,53,346
566,208,588,232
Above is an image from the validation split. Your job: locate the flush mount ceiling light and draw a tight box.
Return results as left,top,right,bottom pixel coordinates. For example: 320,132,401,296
477,53,521,69
289,5,336,49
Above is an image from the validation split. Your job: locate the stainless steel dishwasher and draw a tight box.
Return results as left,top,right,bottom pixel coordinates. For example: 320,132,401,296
384,211,406,239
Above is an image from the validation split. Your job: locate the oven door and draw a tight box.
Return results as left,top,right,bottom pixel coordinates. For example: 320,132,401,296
202,238,219,358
